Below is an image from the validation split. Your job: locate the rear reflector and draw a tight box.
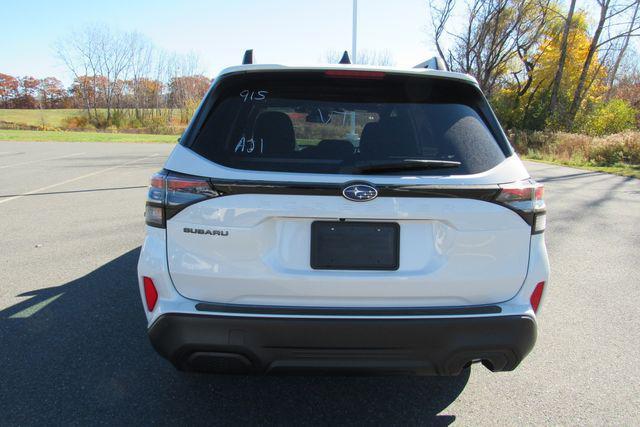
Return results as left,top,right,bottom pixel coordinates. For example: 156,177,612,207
324,70,386,79
530,281,545,313
143,277,158,311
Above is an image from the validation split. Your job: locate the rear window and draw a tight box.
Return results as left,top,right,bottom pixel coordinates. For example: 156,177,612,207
185,71,509,175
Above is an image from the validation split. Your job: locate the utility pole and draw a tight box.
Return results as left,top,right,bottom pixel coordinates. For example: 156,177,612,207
352,0,357,64
349,0,358,142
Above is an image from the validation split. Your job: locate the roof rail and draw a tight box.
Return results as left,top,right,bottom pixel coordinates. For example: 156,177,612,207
339,50,351,64
414,56,447,71
242,49,254,65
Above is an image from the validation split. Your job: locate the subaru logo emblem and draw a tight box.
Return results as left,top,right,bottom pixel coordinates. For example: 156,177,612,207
342,183,378,202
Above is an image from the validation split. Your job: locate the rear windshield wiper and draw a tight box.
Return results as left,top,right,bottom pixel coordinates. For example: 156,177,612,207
352,159,462,173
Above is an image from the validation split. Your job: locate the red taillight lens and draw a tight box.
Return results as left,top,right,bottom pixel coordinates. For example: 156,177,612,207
324,70,386,79
496,180,544,203
530,281,545,313
165,174,218,220
143,276,158,311
149,174,165,190
497,186,534,202
534,185,544,200
166,175,216,204
495,179,546,234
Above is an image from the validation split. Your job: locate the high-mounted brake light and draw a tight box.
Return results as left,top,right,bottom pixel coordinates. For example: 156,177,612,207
324,70,386,80
145,171,219,228
495,179,546,234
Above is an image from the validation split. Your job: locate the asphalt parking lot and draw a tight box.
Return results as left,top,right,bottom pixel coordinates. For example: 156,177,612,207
0,141,639,425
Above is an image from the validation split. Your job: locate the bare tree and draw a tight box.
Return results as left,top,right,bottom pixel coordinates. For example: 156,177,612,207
357,49,395,66
426,0,640,131
429,0,456,69
324,49,395,66
128,33,154,117
511,0,555,97
564,0,611,125
605,0,640,100
548,0,577,117
56,24,207,127
565,0,640,125
56,25,136,123
99,28,136,121
429,0,552,97
54,29,97,119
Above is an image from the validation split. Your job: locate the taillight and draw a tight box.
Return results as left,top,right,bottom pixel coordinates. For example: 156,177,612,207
530,281,545,313
495,179,546,234
145,170,219,228
145,172,166,227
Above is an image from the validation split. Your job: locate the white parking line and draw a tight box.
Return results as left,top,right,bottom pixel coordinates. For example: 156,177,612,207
9,293,64,318
0,152,85,169
0,153,158,205
0,151,26,158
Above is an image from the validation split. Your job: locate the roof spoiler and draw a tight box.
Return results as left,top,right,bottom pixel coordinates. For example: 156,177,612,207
242,49,254,65
414,56,447,71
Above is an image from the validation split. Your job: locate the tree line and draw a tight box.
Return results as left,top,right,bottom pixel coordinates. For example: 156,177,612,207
0,72,210,111
430,0,640,135
1,25,211,131
3,4,640,137
0,74,68,109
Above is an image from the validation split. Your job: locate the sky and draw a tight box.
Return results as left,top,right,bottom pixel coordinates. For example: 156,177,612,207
0,0,436,84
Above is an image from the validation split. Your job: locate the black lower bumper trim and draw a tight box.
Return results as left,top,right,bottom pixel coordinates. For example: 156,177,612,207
148,313,536,376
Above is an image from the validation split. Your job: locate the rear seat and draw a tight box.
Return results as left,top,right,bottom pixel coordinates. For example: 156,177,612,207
253,111,296,156
359,117,419,157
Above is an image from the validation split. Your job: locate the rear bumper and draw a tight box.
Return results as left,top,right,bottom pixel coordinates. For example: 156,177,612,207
148,313,536,375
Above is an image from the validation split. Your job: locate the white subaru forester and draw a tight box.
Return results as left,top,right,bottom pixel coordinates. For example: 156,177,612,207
137,56,549,375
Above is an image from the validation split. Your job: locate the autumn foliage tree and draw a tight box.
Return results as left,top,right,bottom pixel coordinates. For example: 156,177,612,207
168,75,211,108
166,75,210,123
0,73,20,107
0,74,70,108
128,78,164,110
493,11,609,130
17,76,40,108
429,0,640,133
38,77,68,108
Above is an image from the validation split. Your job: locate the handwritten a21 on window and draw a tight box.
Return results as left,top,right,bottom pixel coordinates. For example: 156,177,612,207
235,136,264,154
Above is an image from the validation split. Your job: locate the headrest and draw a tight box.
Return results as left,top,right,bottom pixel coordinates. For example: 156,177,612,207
253,111,296,155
